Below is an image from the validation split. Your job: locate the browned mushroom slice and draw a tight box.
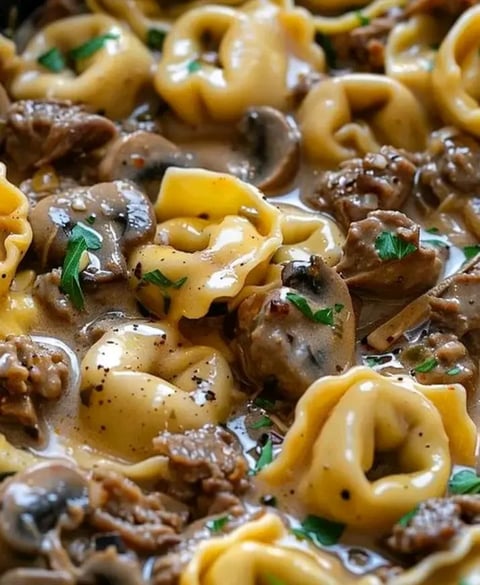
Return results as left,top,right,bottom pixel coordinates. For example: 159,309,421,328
0,462,89,554
99,131,196,201
29,180,156,282
79,549,144,585
235,256,355,400
234,106,300,192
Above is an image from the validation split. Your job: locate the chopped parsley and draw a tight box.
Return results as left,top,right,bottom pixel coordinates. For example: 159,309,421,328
447,366,461,376
397,506,418,527
252,436,273,474
375,231,417,261
141,269,187,315
60,223,101,310
292,515,345,546
426,227,439,233
69,33,119,61
85,214,96,225
365,355,387,368
206,515,230,533
187,59,202,73
147,28,167,51
449,469,480,495
253,397,276,410
355,10,370,26
249,415,273,430
463,244,480,261
37,47,65,72
286,293,343,326
414,357,438,373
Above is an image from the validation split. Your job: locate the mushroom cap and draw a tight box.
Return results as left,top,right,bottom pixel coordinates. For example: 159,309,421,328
236,106,300,192
29,180,156,283
79,549,145,585
99,131,197,201
235,256,355,400
0,461,89,554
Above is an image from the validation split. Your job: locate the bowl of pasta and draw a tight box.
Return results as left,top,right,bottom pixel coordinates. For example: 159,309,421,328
0,0,479,584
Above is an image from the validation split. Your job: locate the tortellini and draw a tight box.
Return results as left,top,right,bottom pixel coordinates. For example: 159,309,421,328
0,164,32,299
154,1,323,123
79,321,236,460
180,513,381,585
432,5,480,137
9,15,154,118
260,367,476,531
386,15,448,113
129,168,282,321
299,74,429,165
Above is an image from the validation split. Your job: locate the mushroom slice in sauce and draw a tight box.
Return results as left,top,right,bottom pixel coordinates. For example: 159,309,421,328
233,106,301,192
29,180,156,282
235,256,355,400
99,131,197,201
0,461,89,554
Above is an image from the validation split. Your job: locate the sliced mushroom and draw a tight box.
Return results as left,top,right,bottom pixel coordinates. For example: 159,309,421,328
29,180,156,282
0,569,74,585
235,256,355,400
0,462,89,554
99,131,196,201
79,549,144,585
233,106,300,192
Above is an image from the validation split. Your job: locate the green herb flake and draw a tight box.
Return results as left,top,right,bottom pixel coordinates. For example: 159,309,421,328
142,269,187,290
37,47,65,72
187,59,202,74
463,244,480,261
449,469,480,495
292,515,345,547
85,215,96,225
60,237,87,310
365,355,383,367
253,397,276,410
249,415,273,430
253,436,273,474
70,222,101,250
447,366,461,376
69,33,119,61
426,227,439,233
206,515,230,533
315,33,336,69
147,28,166,51
355,10,370,26
397,507,418,527
375,231,417,261
265,575,286,585
414,357,438,373
286,292,341,326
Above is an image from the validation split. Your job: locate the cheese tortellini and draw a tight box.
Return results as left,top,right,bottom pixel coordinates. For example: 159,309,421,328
79,321,236,460
9,15,154,118
129,168,282,321
260,367,476,531
180,513,381,585
432,5,480,137
299,74,429,164
154,1,323,123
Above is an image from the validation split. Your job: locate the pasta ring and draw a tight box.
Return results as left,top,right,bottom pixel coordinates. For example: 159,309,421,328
299,73,429,164
9,14,154,119
432,5,480,137
79,321,236,460
261,367,476,530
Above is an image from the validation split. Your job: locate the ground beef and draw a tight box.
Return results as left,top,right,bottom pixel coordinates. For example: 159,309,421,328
33,269,76,323
330,13,400,73
430,264,480,337
336,210,442,297
87,470,188,554
406,0,478,16
387,495,480,556
4,100,116,170
0,335,69,435
400,332,477,391
153,425,250,517
418,130,480,206
309,146,417,228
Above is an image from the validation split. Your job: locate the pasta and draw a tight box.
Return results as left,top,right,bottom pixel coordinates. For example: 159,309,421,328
154,1,323,123
432,5,480,137
9,14,154,118
79,321,236,460
299,74,429,164
129,168,283,320
260,367,476,530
